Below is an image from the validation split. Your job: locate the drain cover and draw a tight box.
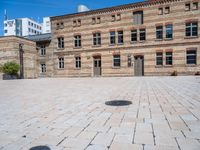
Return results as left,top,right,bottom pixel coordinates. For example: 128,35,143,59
105,100,132,106
29,146,50,150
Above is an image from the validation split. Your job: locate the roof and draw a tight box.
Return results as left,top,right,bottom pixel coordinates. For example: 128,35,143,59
24,33,52,42
51,0,175,20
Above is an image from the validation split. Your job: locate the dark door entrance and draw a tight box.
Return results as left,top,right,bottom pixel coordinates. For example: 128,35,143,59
93,56,101,76
134,55,144,76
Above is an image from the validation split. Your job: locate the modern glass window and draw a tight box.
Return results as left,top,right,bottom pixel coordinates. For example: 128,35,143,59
40,64,46,73
4,30,7,33
133,11,143,25
128,55,132,67
40,45,46,56
93,33,101,46
113,55,121,67
166,52,173,65
156,26,163,39
74,35,81,47
156,52,163,65
186,50,197,64
166,25,173,39
118,31,124,44
131,30,137,42
75,56,81,69
185,22,198,37
110,31,116,45
58,37,64,48
58,57,64,69
140,29,146,41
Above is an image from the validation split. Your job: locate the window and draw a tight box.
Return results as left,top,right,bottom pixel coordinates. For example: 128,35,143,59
128,55,132,67
4,23,7,27
92,18,96,24
158,8,163,15
118,31,124,44
93,33,101,46
165,7,170,14
116,14,121,21
58,57,64,69
75,56,81,69
166,25,173,39
110,31,116,45
185,22,198,37
77,19,81,26
156,52,163,65
40,45,46,56
97,17,101,24
186,50,197,64
111,15,116,21
4,30,7,33
140,29,146,41
166,52,173,65
28,28,31,32
185,3,191,11
193,2,198,10
113,55,121,67
28,21,30,26
131,30,137,42
60,22,64,29
74,35,81,48
40,64,46,73
92,17,101,24
73,19,81,27
156,26,163,39
133,11,143,25
58,37,64,49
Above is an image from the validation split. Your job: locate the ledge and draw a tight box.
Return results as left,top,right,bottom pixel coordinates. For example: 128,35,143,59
184,36,198,39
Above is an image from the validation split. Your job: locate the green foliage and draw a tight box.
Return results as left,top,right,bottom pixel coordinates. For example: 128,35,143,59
2,62,20,75
0,64,2,72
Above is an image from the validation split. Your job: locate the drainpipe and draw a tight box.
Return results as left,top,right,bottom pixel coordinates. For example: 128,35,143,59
19,43,24,79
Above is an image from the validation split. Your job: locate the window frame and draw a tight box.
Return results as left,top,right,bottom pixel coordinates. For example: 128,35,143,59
185,22,198,37
186,50,197,65
131,29,137,42
40,45,46,56
156,26,163,40
113,54,121,68
57,37,64,49
140,29,146,41
133,11,143,25
93,33,101,46
75,56,81,69
166,24,173,39
156,52,163,66
166,52,173,65
110,31,116,45
58,57,64,69
117,31,124,44
40,63,46,73
74,35,82,48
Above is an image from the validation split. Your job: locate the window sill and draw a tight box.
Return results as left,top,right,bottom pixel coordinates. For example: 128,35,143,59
164,65,173,68
185,64,197,67
184,36,198,39
130,41,137,44
165,38,173,41
39,55,46,57
117,43,124,45
139,40,146,43
74,68,81,70
57,68,65,70
112,66,121,69
109,44,116,46
57,48,64,50
92,45,101,48
73,47,82,49
155,39,163,41
155,65,163,68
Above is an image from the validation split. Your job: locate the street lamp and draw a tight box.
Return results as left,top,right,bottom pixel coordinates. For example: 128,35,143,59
19,43,24,79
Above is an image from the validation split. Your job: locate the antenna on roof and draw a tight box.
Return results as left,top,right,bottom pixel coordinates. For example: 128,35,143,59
77,5,90,13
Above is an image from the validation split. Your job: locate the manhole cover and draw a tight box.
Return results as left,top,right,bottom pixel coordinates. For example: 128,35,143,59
105,100,132,106
29,146,50,150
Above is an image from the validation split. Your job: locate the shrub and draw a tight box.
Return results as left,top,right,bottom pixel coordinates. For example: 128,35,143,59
171,71,178,76
0,64,2,72
2,62,20,75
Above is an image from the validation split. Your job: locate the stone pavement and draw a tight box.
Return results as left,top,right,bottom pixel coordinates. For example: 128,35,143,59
0,77,200,150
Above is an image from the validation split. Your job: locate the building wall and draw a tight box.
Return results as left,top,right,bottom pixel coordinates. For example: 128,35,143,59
42,17,51,34
50,0,200,77
0,36,38,79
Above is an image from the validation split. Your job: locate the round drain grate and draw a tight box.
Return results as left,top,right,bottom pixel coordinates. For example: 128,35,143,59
29,146,50,150
105,100,132,106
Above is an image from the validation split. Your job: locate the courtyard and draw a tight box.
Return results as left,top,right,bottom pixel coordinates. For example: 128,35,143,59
0,77,200,150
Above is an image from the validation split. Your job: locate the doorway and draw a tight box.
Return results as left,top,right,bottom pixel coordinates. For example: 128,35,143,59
134,55,144,76
93,56,101,76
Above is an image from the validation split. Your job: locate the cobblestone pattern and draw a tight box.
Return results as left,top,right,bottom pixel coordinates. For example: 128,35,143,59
0,77,200,150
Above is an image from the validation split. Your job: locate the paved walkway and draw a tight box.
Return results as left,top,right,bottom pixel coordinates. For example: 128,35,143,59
0,77,200,150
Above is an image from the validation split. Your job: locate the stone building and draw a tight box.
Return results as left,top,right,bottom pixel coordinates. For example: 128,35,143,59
0,0,200,78
51,0,200,77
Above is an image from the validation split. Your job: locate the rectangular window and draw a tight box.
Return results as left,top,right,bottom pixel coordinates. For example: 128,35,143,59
74,35,81,47
185,3,191,11
131,30,137,42
165,7,170,14
58,57,64,69
93,33,101,46
193,2,198,10
60,22,64,29
75,57,81,69
140,29,146,41
156,52,163,66
116,14,121,21
77,19,81,26
113,55,121,67
92,18,96,24
166,52,173,65
111,15,116,21
133,11,143,25
40,64,46,73
40,45,46,56
4,30,7,33
118,31,124,44
128,55,132,67
58,37,64,49
97,17,101,24
186,50,197,64
158,8,163,15
73,20,77,27
156,26,163,39
166,25,173,39
185,22,198,37
110,31,116,45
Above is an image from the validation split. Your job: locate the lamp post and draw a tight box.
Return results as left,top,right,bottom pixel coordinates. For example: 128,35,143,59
19,43,24,79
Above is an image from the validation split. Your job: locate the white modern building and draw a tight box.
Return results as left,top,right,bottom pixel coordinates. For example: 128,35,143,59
4,17,51,36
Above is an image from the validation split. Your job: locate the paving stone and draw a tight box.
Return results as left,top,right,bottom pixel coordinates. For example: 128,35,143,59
109,142,143,150
176,138,200,150
91,133,115,147
134,131,154,145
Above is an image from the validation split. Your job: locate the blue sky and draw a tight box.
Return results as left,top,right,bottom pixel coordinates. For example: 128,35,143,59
0,0,143,36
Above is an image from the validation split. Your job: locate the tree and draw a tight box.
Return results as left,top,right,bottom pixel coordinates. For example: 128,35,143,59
2,62,20,75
